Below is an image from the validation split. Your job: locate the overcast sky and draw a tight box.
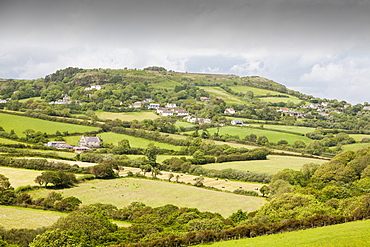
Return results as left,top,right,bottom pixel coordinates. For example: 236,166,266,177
1,0,370,104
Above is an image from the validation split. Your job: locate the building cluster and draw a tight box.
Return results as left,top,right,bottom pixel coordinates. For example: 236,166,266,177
49,95,78,105
84,85,102,91
45,135,101,153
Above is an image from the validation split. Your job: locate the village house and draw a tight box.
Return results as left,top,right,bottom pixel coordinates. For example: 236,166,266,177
0,99,7,103
231,119,244,125
45,141,73,150
147,103,160,109
200,97,211,101
157,107,189,116
143,98,152,103
84,85,102,91
224,108,235,114
78,136,101,148
363,106,370,110
166,103,177,108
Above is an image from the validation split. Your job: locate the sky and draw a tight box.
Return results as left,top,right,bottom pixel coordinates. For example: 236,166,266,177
1,0,370,104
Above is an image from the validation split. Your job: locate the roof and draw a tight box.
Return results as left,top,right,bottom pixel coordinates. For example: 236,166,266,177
82,136,101,143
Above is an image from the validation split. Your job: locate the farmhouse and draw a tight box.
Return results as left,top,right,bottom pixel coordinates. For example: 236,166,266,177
148,103,160,109
78,135,101,148
85,85,102,91
224,108,235,114
166,103,177,108
45,141,73,150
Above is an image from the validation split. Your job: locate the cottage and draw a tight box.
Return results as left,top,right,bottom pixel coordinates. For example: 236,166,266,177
166,103,177,108
160,110,174,116
231,119,244,125
224,108,235,114
148,103,160,109
78,136,101,148
363,106,370,110
200,97,211,101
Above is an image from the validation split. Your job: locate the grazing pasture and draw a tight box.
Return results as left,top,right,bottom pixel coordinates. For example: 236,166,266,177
247,124,316,135
198,86,246,105
0,166,42,188
98,132,182,150
0,112,99,136
29,178,266,217
95,111,158,121
0,137,21,144
338,143,370,152
196,219,370,247
192,126,312,145
0,206,66,229
203,155,327,175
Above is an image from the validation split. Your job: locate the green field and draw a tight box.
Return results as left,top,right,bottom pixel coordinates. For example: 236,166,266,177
229,85,303,104
196,219,370,247
0,205,66,229
0,112,99,136
0,166,43,188
98,132,182,150
248,124,316,135
126,155,192,163
18,97,44,103
0,137,21,144
175,121,195,128
349,134,370,142
339,143,370,152
203,155,327,175
198,87,246,105
95,111,158,121
149,80,182,90
20,149,76,159
192,126,312,145
29,178,266,217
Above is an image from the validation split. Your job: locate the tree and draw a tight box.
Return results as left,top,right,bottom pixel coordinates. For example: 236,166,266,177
168,173,174,182
90,163,116,178
29,229,80,247
35,171,77,188
0,174,15,205
228,209,247,224
145,144,159,167
260,185,270,197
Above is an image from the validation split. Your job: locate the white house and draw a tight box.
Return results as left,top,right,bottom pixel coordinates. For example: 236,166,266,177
78,136,101,148
224,108,235,114
148,103,160,109
0,99,7,103
166,103,177,108
160,110,174,116
231,119,244,125
200,97,211,101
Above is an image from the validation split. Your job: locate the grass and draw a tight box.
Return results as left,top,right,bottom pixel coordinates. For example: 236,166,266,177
339,143,370,152
29,178,266,217
20,149,77,159
18,97,44,103
98,132,182,150
0,112,99,136
175,121,196,128
203,155,327,175
0,166,43,188
349,134,370,142
191,126,312,145
228,85,303,104
198,86,247,105
0,137,21,144
95,111,158,121
248,124,316,135
126,155,192,163
196,219,370,247
0,205,66,229
0,205,131,229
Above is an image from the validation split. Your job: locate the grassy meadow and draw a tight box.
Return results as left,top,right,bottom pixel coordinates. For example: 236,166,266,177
0,166,43,188
203,155,327,175
0,112,99,136
338,143,370,152
95,111,158,121
0,206,66,229
248,124,316,135
0,137,21,144
99,132,182,150
196,219,370,247
198,86,246,105
29,178,266,217
193,126,312,145
228,85,303,104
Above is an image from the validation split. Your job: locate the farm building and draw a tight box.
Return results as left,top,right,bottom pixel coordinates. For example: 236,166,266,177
78,136,101,148
224,108,235,114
